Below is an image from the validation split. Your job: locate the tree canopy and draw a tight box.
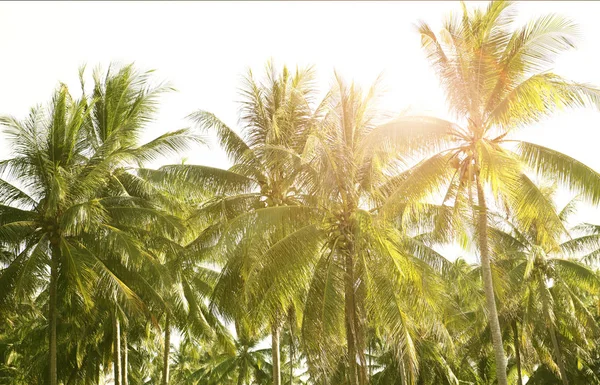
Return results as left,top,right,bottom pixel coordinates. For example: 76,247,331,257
2,2,600,385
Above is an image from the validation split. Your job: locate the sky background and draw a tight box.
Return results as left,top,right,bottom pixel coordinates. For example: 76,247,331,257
2,1,600,259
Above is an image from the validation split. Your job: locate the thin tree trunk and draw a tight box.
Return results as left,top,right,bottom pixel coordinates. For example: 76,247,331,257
550,321,569,385
512,321,523,385
237,369,245,385
121,327,128,385
344,250,359,385
475,174,508,385
49,243,59,385
539,279,569,385
95,357,101,384
113,309,121,385
161,314,171,385
355,311,367,385
368,339,372,380
289,325,293,385
272,323,281,385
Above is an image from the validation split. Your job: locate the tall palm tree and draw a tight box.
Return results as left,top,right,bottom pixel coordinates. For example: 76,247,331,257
143,61,322,385
488,190,600,384
0,64,198,385
391,2,600,383
99,160,230,385
84,63,205,385
0,85,119,385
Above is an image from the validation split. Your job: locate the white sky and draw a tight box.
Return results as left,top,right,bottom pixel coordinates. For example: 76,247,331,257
2,1,600,253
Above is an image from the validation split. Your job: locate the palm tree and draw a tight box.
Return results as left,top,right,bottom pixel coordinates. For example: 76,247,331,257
0,85,117,385
204,62,321,385
101,160,231,385
83,63,205,385
488,190,600,384
178,319,272,385
391,1,600,383
0,63,198,385
157,242,231,385
143,61,322,385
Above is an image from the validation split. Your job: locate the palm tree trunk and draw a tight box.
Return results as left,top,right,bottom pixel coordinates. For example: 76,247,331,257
121,327,128,385
355,314,367,385
237,369,245,385
368,339,372,380
512,321,523,385
272,323,281,385
344,250,360,385
112,309,121,385
550,322,569,385
475,174,508,385
289,326,294,385
539,279,569,385
95,357,101,384
161,313,171,385
49,243,59,385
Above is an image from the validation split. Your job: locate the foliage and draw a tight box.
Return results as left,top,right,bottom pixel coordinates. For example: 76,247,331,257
3,2,600,385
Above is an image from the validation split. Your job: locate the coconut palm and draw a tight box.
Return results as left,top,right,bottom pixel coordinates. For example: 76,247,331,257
156,239,231,385
98,162,230,385
178,320,272,385
0,85,123,385
387,1,600,383
140,61,323,385
487,190,600,384
0,64,198,385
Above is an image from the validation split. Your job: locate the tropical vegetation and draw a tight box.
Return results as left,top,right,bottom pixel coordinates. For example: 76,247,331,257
2,1,600,384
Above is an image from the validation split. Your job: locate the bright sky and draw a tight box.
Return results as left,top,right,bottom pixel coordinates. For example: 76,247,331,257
2,1,600,245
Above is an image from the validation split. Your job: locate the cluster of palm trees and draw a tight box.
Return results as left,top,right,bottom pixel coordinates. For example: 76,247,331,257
3,1,600,384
